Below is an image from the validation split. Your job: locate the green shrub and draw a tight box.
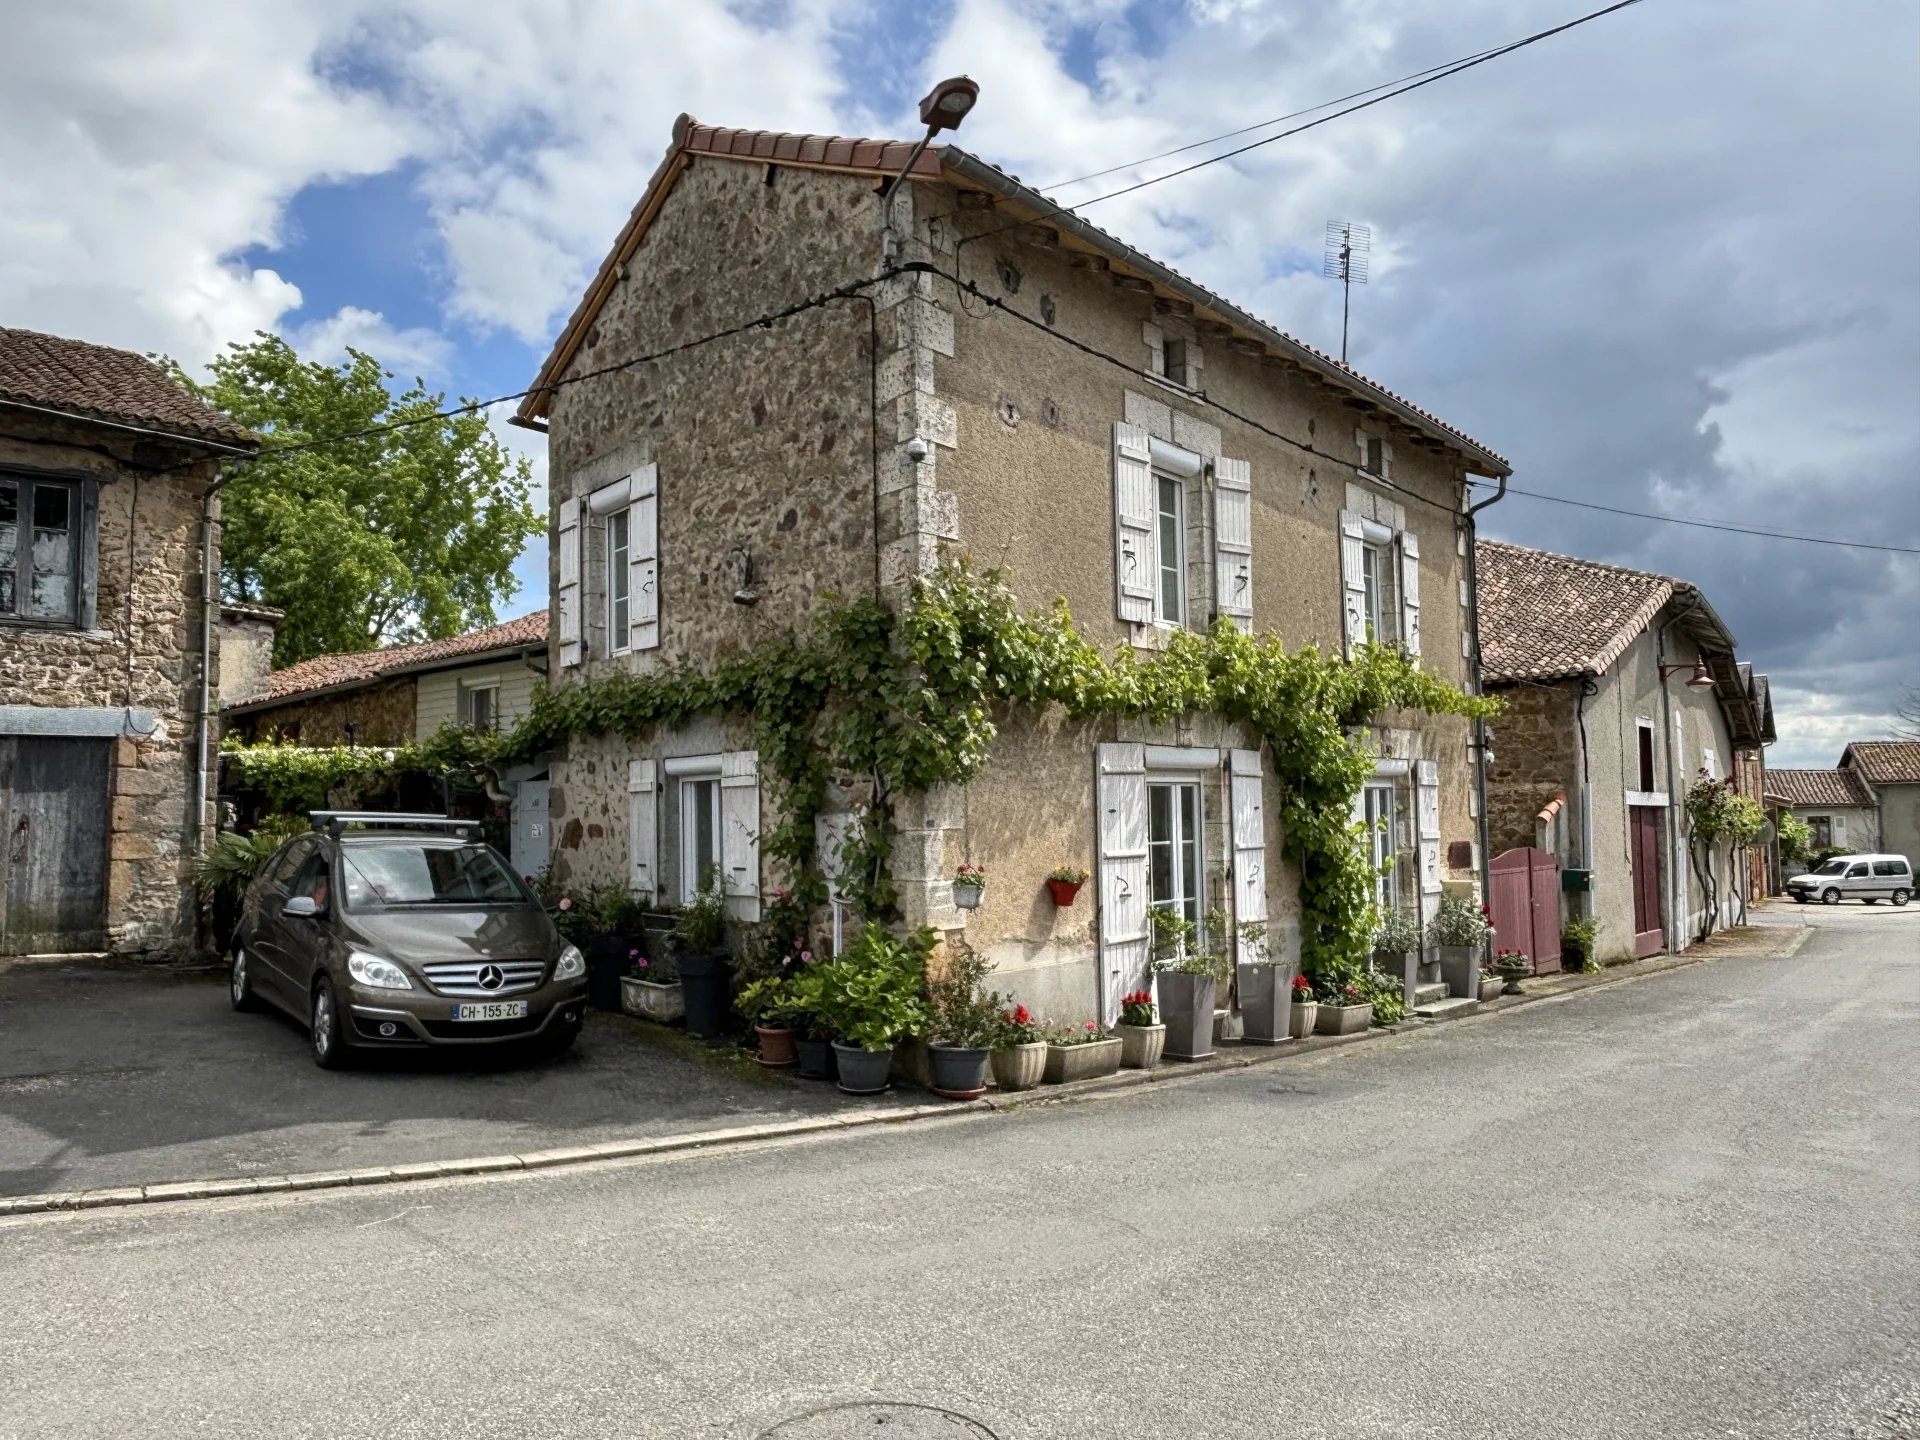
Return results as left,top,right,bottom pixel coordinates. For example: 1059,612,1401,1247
812,923,933,1052
1561,917,1602,973
1373,908,1424,955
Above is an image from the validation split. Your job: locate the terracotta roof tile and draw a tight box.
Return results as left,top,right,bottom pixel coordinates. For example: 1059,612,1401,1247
0,325,255,447
1475,540,1677,683
1841,740,1920,785
1764,769,1875,808
236,612,547,707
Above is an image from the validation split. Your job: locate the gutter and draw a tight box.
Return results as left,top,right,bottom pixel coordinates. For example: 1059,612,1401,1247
1464,471,1508,908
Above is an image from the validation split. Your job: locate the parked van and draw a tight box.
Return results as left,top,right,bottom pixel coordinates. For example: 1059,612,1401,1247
1785,854,1913,906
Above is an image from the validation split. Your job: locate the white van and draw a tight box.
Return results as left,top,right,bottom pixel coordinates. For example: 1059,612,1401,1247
1785,854,1912,906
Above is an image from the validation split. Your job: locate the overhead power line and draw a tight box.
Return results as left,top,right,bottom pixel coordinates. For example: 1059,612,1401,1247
1469,481,1920,556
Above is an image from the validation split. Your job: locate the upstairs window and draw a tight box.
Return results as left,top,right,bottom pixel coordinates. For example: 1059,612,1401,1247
1363,437,1385,476
606,508,631,654
462,683,499,732
1637,722,1657,792
0,476,80,625
1155,473,1186,626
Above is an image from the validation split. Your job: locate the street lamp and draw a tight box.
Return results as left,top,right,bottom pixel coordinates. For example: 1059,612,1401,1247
879,75,980,257
1659,657,1716,688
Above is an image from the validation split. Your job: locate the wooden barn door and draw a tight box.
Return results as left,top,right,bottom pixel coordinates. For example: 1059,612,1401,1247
1629,805,1664,958
1489,846,1562,974
0,736,112,955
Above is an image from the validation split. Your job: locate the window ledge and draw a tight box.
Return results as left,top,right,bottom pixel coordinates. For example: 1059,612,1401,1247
1142,373,1200,399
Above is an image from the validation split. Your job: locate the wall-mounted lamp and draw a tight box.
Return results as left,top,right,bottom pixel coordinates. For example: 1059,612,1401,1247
1660,657,1716,688
732,546,759,606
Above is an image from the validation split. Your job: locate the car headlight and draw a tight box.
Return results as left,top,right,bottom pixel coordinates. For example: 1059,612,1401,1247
553,944,585,982
347,951,413,990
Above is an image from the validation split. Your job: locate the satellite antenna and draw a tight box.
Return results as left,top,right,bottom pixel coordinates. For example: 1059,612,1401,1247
1322,221,1370,363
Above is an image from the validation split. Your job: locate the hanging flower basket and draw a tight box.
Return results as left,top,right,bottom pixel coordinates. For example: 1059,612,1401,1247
1046,867,1087,907
952,862,987,911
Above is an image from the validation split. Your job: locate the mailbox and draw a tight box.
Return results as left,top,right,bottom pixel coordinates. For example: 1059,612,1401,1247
1561,867,1593,893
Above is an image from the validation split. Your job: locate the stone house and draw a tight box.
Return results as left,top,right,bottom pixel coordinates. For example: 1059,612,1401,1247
513,114,1511,1023
0,325,255,958
222,612,553,871
1765,740,1920,869
1477,541,1773,964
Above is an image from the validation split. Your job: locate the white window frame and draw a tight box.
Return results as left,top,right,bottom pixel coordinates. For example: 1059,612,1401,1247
678,773,722,902
1154,472,1186,627
462,682,500,732
1146,772,1206,949
1364,780,1398,910
606,507,632,656
1357,519,1395,645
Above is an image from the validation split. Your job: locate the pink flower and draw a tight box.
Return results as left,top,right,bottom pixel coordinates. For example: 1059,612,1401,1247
801,950,813,963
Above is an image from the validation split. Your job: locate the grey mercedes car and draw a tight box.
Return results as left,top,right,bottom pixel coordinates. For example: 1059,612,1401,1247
230,813,587,1068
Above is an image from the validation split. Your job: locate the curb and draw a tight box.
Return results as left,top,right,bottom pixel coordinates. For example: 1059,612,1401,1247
2,923,1809,1219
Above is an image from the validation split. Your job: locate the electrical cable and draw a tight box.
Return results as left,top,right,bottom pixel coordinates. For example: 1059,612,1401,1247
1468,481,1920,555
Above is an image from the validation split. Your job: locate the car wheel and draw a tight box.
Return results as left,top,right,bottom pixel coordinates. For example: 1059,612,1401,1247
310,975,349,1070
229,944,261,1012
1894,889,1911,907
1821,888,1841,906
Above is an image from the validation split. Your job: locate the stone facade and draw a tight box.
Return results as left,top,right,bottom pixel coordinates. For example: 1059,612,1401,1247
215,603,280,705
1485,683,1579,853
0,411,226,958
224,676,417,747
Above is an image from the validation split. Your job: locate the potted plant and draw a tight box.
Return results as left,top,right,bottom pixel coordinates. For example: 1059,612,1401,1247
1234,920,1292,1046
736,972,803,1067
1363,969,1407,1027
1314,976,1373,1036
1042,1020,1123,1083
990,1003,1047,1092
1116,989,1165,1069
620,947,684,1022
1493,948,1532,995
1373,907,1428,991
670,874,733,1039
1288,973,1319,1038
1561,917,1602,973
789,963,836,1082
1479,961,1501,1000
1427,893,1494,1000
951,862,987,911
1151,905,1222,1061
925,946,1005,1100
815,922,933,1096
1046,866,1088,907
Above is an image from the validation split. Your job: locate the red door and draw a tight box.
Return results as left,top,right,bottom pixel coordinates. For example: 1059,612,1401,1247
1489,847,1561,974
1630,805,1664,958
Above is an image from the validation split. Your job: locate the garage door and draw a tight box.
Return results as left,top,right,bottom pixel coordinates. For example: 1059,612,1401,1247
1,736,111,954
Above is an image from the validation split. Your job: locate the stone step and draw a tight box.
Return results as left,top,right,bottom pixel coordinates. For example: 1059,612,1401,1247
1411,981,1450,1008
1412,996,1481,1021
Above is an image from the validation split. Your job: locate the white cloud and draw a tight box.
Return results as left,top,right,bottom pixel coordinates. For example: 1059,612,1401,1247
288,305,454,378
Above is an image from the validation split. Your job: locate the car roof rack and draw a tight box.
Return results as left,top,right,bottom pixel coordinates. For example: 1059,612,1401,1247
309,811,480,840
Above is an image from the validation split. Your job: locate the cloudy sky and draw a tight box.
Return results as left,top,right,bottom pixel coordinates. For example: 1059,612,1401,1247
5,0,1914,766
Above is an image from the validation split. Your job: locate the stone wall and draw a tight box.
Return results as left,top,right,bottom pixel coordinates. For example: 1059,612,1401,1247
0,412,223,958
225,677,417,748
1484,682,1578,853
216,606,279,704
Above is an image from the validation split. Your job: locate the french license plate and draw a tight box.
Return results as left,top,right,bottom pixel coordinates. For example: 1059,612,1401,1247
450,1001,529,1022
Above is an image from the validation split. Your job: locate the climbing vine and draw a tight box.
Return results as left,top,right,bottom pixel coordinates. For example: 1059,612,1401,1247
1682,772,1766,941
221,724,508,813
493,563,1496,985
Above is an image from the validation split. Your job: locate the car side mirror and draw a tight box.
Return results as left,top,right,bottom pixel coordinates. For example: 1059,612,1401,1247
284,897,319,919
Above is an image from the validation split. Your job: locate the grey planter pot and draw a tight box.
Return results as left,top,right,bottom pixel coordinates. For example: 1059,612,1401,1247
1116,1022,1165,1069
927,1043,991,1099
1314,1002,1372,1036
831,1042,893,1095
1289,1000,1319,1039
1438,944,1482,999
990,1042,1046,1092
1157,971,1217,1061
1237,963,1290,1045
952,882,984,910
620,977,684,1023
1043,1037,1123,1083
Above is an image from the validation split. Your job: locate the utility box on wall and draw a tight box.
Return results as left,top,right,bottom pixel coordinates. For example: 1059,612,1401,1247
1561,867,1593,893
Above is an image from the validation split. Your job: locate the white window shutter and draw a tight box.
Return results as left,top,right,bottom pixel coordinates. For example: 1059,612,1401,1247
1229,749,1267,965
1096,743,1150,1023
1399,530,1421,661
627,758,657,902
1416,758,1442,931
629,465,659,652
1213,456,1253,632
1339,510,1368,657
1113,422,1156,623
557,496,583,667
1833,813,1846,844
720,750,761,922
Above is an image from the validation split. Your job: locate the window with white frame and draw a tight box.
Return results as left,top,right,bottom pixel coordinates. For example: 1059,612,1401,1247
1155,473,1186,626
1147,778,1204,946
679,774,721,901
1358,528,1398,645
462,682,499,732
606,508,631,654
1364,781,1398,910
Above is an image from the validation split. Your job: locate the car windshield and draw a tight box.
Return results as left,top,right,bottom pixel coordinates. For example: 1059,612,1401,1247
1813,859,1850,875
340,843,529,910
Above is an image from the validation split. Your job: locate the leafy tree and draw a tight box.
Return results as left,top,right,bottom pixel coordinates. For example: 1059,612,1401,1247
1894,683,1920,741
171,335,540,665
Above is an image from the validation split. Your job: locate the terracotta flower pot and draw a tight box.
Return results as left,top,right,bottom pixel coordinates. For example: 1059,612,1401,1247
1047,878,1084,907
754,1025,798,1067
1116,1022,1165,1069
990,1041,1046,1092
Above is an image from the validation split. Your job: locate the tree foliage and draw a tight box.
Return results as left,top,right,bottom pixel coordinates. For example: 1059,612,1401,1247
171,334,540,666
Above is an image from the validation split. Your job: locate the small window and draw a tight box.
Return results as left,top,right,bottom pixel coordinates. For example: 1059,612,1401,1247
1155,474,1186,625
463,683,499,732
680,776,721,901
1808,816,1832,848
1703,747,1719,779
1160,338,1188,386
1,475,82,624
1363,437,1385,477
1637,723,1657,792
1147,780,1204,937
607,509,631,654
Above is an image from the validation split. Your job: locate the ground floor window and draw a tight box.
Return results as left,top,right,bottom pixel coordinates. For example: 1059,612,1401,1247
1148,779,1204,945
1807,815,1832,849
1364,781,1398,909
679,776,720,900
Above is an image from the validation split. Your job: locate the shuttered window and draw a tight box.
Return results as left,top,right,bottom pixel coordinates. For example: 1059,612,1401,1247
1213,457,1252,631
1155,476,1186,626
607,509,631,654
1113,423,1156,624
556,496,583,667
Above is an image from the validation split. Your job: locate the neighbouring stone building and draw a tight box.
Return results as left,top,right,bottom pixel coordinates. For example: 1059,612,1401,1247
0,325,256,958
222,612,553,872
215,601,283,705
1477,541,1773,964
515,114,1514,1023
1765,740,1920,876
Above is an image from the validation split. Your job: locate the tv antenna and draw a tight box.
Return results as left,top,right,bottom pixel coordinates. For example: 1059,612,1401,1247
1322,221,1370,363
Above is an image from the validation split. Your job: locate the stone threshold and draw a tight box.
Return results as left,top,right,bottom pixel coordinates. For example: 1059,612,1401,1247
2,922,1809,1220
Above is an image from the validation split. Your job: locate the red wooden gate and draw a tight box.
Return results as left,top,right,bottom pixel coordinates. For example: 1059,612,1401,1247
1489,847,1562,975
1629,805,1664,958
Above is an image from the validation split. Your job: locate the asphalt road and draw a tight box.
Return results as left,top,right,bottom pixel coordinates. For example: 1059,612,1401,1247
2,906,1915,1440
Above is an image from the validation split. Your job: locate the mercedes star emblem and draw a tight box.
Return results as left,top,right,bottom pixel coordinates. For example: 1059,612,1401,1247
477,964,506,991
